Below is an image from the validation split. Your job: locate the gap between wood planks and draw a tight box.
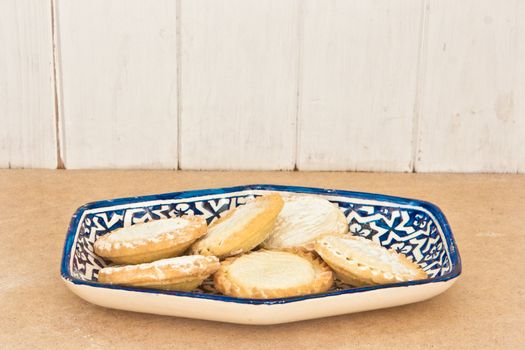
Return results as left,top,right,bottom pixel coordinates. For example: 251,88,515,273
176,0,182,170
410,0,430,173
293,0,304,171
50,0,64,169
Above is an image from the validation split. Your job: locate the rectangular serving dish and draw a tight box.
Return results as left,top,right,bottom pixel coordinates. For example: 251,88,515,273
61,184,461,325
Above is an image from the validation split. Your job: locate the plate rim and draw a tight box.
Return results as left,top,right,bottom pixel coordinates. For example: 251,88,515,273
60,184,462,305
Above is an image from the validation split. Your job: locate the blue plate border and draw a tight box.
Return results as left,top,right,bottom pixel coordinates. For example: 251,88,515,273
60,184,462,305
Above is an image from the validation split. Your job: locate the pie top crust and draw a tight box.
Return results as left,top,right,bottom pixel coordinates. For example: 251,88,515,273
94,216,207,258
214,249,334,299
263,195,348,249
190,193,284,258
314,235,427,285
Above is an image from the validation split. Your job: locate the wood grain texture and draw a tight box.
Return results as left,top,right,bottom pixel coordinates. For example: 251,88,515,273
297,0,423,171
57,0,178,169
179,0,298,170
416,0,525,172
3,0,524,172
0,0,56,168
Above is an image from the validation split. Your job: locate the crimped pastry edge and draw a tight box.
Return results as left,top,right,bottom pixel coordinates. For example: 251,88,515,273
314,235,428,286
213,248,334,299
98,255,220,287
93,216,207,263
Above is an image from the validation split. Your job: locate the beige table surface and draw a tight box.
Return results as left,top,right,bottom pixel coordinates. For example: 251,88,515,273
1,170,524,349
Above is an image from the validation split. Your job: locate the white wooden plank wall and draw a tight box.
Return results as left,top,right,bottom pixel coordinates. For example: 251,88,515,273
298,0,422,171
1,0,524,172
416,0,525,172
0,0,56,168
57,0,178,169
179,0,298,170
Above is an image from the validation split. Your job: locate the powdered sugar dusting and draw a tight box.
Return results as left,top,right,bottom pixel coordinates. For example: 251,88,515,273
107,218,189,242
95,217,195,251
264,195,347,248
335,237,418,276
100,255,218,276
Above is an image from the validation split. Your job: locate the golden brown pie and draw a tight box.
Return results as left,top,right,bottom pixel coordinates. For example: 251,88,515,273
94,216,207,264
190,193,284,259
314,234,427,286
214,249,333,298
263,194,348,249
98,255,220,291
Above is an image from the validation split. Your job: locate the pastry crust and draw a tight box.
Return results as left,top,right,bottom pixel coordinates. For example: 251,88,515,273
98,255,220,291
94,216,207,264
190,194,284,259
314,235,428,286
263,194,348,250
214,249,334,299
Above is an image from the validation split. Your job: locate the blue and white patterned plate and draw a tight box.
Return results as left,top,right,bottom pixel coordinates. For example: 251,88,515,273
61,184,461,324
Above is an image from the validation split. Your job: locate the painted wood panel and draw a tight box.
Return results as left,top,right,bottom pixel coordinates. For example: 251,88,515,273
297,0,423,171
0,0,56,168
2,0,523,172
57,0,178,169
179,0,298,170
416,0,525,172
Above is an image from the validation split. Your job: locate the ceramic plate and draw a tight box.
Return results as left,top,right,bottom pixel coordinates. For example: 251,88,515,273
61,184,461,325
